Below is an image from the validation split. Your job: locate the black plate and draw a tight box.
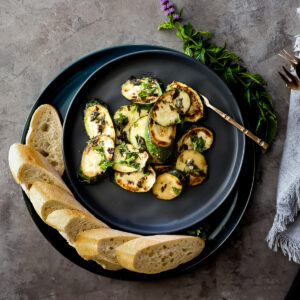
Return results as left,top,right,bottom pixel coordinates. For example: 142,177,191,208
63,50,245,234
21,45,255,279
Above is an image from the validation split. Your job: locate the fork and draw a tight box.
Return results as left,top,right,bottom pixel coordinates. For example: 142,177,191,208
278,49,300,90
201,95,269,150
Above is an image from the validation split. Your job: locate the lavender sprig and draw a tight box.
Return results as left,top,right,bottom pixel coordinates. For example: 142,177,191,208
160,0,179,20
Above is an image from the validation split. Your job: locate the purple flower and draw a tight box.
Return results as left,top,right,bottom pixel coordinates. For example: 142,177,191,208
168,7,175,14
164,10,171,16
161,5,167,11
160,0,169,4
166,3,173,8
173,14,179,21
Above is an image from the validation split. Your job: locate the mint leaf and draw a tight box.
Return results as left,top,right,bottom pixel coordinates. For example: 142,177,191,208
190,135,205,153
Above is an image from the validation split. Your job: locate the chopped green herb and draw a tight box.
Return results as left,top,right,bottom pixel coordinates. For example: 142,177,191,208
114,113,128,130
187,224,210,240
172,187,181,196
138,90,149,100
190,135,205,153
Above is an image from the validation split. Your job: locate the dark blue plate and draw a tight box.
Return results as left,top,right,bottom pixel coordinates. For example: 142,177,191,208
63,49,245,234
21,45,255,279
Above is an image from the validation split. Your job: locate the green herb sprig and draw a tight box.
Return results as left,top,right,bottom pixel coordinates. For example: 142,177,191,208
190,135,205,153
158,10,277,150
187,224,210,240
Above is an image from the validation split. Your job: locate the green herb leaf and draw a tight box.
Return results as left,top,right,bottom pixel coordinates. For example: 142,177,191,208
115,113,128,130
187,224,210,240
172,187,181,196
190,135,206,153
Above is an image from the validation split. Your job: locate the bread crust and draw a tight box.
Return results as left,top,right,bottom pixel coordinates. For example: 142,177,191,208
8,143,71,194
28,182,85,221
116,235,205,274
75,228,139,264
26,104,65,175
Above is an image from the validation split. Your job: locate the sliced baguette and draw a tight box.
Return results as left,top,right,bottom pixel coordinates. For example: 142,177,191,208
8,143,71,195
93,258,123,271
46,209,108,247
75,228,140,265
116,235,205,274
27,182,87,221
26,104,65,175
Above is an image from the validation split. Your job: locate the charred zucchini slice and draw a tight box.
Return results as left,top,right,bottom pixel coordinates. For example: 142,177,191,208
176,150,207,186
84,99,115,140
177,127,214,154
129,116,148,150
151,89,190,126
152,173,183,200
112,143,148,173
114,166,156,192
153,165,173,174
144,117,174,162
121,77,162,105
148,116,176,148
79,136,115,182
166,81,204,122
113,105,140,144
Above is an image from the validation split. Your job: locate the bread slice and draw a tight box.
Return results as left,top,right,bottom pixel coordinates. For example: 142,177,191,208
46,209,108,247
116,235,205,274
8,143,71,195
93,258,123,271
75,228,140,265
27,182,87,221
26,104,65,175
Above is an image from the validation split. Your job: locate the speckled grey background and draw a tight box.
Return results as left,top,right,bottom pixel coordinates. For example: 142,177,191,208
1,0,300,299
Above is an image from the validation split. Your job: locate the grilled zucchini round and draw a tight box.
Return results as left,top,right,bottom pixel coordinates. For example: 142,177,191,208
114,166,156,192
166,81,204,122
113,105,141,144
151,89,190,126
129,116,148,150
121,77,162,105
152,172,183,200
176,150,207,186
84,99,115,140
177,127,214,154
144,117,174,162
79,135,115,182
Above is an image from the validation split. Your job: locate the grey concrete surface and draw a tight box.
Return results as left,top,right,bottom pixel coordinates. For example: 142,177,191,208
1,0,299,299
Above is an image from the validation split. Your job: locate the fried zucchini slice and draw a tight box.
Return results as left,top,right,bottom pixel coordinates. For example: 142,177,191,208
129,116,148,150
114,166,156,192
113,105,140,144
176,150,207,186
148,117,176,148
166,81,204,122
151,89,190,126
121,77,162,105
153,165,173,174
79,136,115,182
177,127,214,154
152,172,183,200
84,99,115,140
144,117,174,162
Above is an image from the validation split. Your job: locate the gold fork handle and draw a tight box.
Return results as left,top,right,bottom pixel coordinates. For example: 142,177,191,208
208,104,269,150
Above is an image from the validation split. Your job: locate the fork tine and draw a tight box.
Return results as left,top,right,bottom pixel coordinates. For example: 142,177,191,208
278,72,298,89
282,66,298,84
278,53,297,68
283,49,300,63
